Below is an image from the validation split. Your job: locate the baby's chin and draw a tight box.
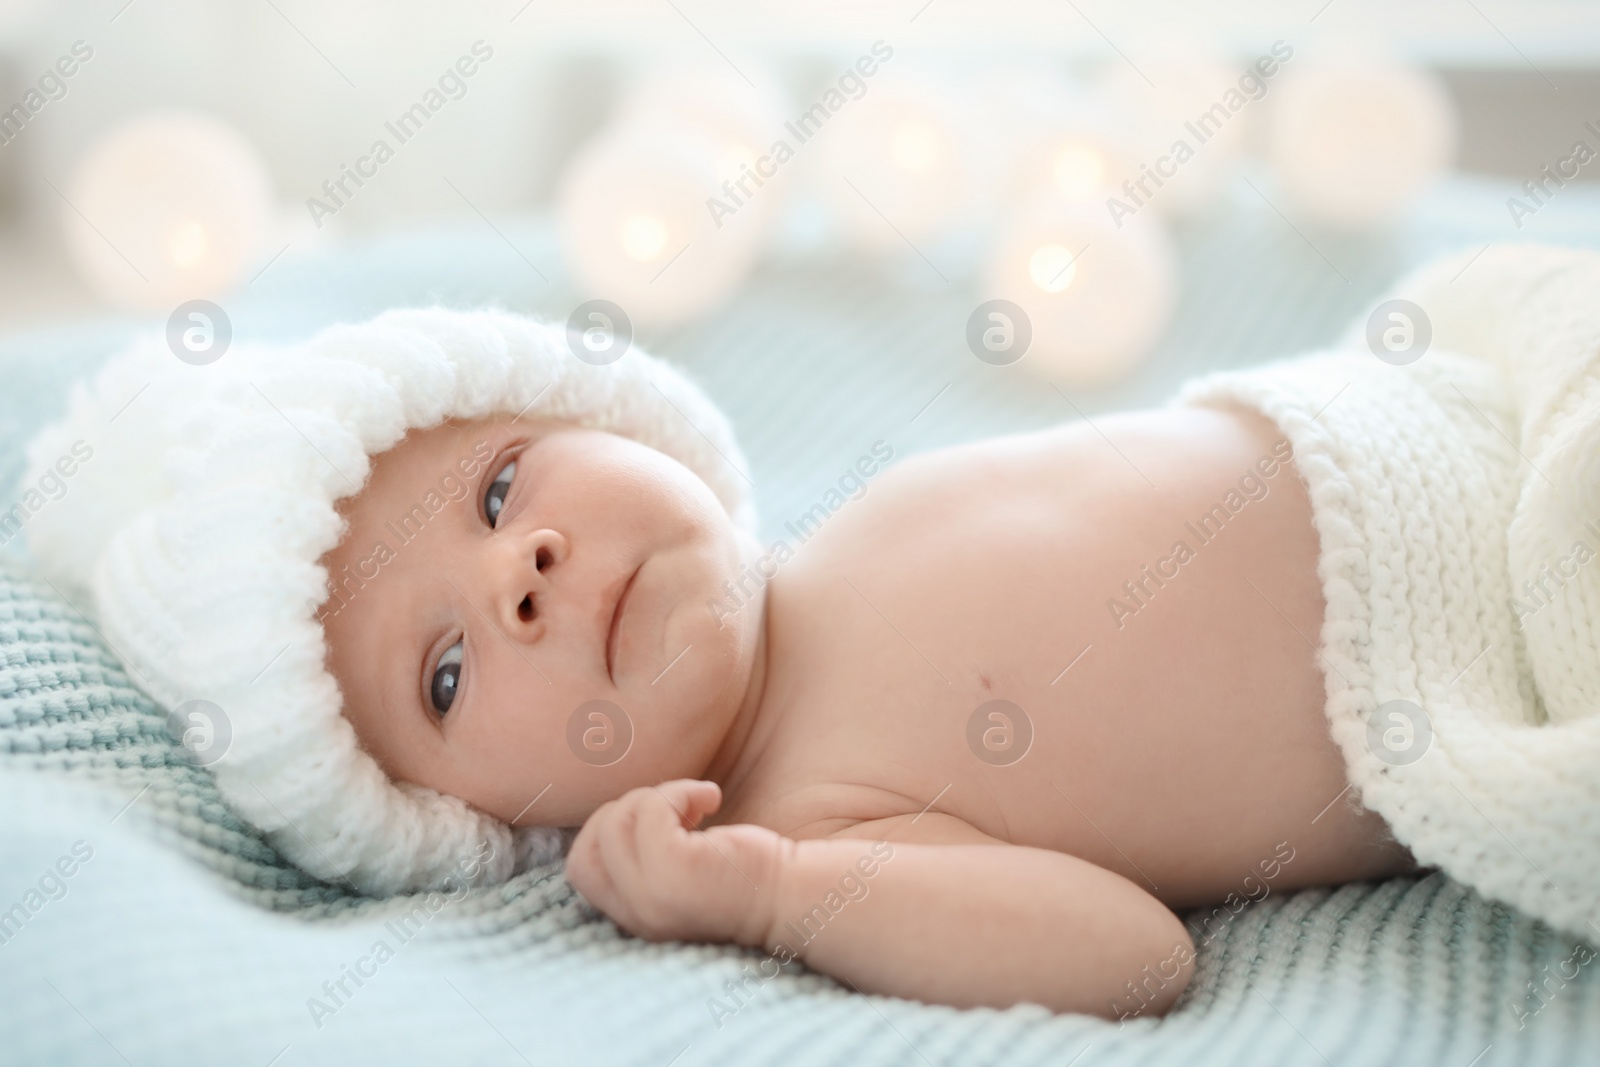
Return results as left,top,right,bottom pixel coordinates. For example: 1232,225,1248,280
634,547,757,689
620,538,760,735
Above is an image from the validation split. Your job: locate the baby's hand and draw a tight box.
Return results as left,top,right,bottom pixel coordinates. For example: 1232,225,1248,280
566,778,788,947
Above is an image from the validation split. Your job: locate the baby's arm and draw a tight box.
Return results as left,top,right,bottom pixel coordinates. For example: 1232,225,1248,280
565,780,1194,1018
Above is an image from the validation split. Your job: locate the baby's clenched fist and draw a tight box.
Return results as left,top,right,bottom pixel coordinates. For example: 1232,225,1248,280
566,779,790,948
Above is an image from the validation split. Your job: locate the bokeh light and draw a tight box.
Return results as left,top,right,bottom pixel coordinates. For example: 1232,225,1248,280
821,82,969,251
1269,58,1458,227
985,202,1178,385
61,110,272,310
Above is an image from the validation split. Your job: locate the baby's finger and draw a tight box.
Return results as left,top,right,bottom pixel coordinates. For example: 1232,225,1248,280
651,778,722,830
633,781,713,869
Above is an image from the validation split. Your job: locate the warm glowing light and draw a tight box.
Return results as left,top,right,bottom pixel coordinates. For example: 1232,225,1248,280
63,110,272,309
716,142,759,182
617,213,669,262
985,204,1178,386
1028,243,1078,293
889,119,944,173
822,89,966,249
1052,144,1106,200
165,219,210,268
558,74,780,328
1268,61,1456,227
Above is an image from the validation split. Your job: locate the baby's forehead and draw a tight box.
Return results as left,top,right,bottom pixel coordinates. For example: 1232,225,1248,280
384,413,581,463
332,414,597,529
395,415,502,457
343,417,507,500
329,418,489,529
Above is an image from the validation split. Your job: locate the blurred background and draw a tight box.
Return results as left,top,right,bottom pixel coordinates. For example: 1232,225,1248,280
4,12,1600,1060
2,0,1600,538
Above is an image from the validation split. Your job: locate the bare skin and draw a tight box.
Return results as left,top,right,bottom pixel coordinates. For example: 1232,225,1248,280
319,403,1415,1020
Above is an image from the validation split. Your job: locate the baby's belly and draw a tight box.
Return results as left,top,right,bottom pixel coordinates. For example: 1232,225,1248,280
769,405,1414,907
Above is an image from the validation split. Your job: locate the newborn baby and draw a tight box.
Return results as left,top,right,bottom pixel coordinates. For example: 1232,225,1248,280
318,401,1416,1018
22,244,1597,1023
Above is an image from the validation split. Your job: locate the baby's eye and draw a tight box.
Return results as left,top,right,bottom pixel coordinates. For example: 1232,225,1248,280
484,459,516,529
430,640,463,716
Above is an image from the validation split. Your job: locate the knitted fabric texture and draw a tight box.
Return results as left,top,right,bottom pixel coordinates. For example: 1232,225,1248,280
1174,243,1600,945
4,551,1599,1065
14,307,757,897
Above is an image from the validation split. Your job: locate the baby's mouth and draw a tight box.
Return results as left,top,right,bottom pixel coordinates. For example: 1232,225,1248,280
605,563,640,682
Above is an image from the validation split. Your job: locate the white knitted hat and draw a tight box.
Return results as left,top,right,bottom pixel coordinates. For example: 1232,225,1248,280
18,307,756,896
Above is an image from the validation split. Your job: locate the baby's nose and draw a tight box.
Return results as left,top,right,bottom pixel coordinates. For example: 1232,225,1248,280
493,527,567,637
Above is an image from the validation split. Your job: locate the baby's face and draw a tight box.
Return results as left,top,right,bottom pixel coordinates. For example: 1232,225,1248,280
318,415,762,828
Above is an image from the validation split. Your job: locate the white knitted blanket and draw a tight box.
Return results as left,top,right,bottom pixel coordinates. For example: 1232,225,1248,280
1175,243,1600,946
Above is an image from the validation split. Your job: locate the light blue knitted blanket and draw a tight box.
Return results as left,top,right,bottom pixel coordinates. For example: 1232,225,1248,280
3,174,1600,1064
